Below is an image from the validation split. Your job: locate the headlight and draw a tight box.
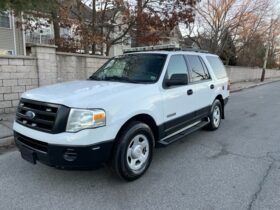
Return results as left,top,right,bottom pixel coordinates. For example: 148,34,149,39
66,109,106,132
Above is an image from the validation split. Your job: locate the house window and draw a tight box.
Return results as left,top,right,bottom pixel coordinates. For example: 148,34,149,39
0,11,11,28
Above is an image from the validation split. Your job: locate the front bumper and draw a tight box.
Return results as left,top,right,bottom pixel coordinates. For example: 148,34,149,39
14,132,114,169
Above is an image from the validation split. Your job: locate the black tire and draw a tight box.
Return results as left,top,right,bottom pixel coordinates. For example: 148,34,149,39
111,121,154,181
206,99,222,131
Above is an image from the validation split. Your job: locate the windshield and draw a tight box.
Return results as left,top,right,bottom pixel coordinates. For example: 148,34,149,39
89,54,167,83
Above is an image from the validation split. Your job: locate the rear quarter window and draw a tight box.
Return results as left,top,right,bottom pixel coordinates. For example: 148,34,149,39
206,56,227,79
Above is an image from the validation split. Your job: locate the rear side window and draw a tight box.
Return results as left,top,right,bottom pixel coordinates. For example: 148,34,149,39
206,56,227,79
166,55,188,79
186,55,210,82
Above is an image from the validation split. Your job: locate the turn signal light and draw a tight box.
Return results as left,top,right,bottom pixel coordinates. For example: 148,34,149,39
93,113,105,121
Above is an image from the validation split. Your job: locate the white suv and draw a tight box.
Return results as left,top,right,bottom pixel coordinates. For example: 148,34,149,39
13,46,229,181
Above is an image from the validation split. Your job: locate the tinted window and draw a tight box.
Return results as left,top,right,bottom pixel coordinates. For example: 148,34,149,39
186,55,210,82
206,56,227,79
91,54,167,83
166,55,188,79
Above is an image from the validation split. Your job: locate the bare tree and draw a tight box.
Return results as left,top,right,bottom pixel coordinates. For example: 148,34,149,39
133,0,196,47
4,0,197,55
186,0,274,56
261,15,280,81
80,0,197,55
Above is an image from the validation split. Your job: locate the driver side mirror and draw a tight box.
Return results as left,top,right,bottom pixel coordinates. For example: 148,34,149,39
166,74,188,87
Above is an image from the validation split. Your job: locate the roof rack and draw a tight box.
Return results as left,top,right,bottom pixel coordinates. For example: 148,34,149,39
123,44,209,54
123,44,180,53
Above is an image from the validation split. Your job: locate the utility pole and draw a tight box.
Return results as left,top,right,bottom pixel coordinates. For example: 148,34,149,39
261,19,273,82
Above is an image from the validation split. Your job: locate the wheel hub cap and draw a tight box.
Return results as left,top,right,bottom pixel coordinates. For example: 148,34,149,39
126,134,150,171
213,106,221,127
131,145,143,159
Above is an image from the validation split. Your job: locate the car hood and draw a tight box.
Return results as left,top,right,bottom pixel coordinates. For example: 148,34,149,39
22,80,144,108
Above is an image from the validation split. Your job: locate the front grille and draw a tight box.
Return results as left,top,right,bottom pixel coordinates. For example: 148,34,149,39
16,98,70,133
15,132,48,153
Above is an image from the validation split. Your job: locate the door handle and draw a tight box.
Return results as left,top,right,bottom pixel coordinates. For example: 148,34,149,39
187,89,193,95
210,84,215,89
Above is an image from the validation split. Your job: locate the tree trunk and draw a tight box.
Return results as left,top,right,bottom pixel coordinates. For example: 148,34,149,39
135,0,143,47
105,44,111,56
261,45,269,82
84,31,89,54
100,26,104,55
51,12,60,48
92,0,97,54
225,56,230,66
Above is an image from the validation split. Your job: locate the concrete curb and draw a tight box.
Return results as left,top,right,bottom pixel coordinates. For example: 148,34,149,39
231,79,280,93
0,136,14,148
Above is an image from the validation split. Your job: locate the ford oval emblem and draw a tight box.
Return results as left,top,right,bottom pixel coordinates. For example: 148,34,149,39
25,111,36,119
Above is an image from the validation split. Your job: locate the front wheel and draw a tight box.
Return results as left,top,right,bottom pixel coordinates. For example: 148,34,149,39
111,121,154,181
206,100,222,131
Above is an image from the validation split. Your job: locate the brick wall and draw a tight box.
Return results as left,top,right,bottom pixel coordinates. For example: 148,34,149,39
0,56,38,114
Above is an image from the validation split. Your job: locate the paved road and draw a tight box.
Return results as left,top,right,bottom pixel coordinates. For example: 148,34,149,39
1,82,280,210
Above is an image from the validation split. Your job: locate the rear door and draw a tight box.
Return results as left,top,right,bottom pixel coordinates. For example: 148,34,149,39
161,54,198,136
185,55,215,119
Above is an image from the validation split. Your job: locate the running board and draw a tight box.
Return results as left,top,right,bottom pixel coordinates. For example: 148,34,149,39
158,119,210,146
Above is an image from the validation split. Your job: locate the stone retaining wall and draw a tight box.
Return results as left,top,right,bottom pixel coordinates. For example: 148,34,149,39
0,56,38,113
0,44,108,114
226,66,280,83
56,52,107,82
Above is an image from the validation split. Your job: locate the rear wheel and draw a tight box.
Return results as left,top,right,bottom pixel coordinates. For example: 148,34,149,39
206,100,222,130
111,121,154,181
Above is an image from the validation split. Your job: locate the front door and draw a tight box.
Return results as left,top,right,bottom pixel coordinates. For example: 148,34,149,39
161,55,198,137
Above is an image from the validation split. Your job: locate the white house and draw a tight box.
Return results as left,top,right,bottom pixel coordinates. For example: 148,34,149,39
0,11,25,55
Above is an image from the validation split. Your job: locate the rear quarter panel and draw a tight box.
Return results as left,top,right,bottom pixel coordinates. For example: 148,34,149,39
201,54,230,101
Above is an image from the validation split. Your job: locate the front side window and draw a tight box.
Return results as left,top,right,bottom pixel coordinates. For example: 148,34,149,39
166,55,188,80
186,55,210,82
90,54,167,83
0,11,10,28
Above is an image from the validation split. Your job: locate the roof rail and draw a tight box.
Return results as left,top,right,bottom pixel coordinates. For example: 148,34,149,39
123,44,209,54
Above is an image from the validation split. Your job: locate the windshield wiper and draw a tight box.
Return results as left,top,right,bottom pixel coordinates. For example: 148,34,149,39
89,75,142,83
104,76,139,83
88,75,102,81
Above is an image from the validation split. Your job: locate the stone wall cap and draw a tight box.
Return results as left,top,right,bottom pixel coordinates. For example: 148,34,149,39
26,43,58,48
56,51,109,59
0,55,36,60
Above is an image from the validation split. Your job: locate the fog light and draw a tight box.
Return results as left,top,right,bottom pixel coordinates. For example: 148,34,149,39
63,149,78,162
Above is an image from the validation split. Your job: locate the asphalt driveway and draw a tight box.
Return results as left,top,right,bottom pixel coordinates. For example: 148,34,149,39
1,81,280,210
